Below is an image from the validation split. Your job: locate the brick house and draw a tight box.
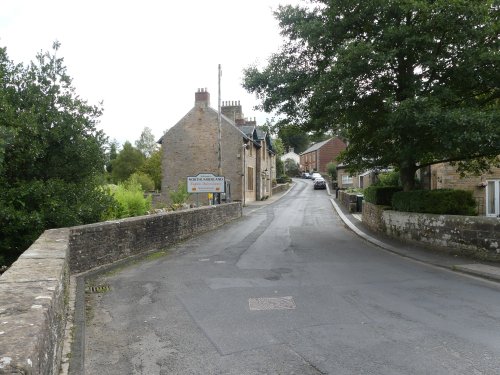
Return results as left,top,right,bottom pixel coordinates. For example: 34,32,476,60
300,137,347,174
160,88,276,205
429,163,500,217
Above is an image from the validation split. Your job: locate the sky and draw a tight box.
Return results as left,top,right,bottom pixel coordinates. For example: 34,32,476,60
0,0,300,145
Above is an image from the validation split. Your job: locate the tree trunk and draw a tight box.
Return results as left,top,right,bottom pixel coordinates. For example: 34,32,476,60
400,163,417,192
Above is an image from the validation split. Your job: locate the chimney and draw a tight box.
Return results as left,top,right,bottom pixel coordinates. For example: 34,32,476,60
221,100,243,122
195,88,210,108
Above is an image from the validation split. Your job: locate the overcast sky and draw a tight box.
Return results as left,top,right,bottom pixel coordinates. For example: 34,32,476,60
1,0,299,145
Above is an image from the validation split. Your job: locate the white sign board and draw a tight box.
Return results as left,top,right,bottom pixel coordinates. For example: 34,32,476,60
187,173,225,193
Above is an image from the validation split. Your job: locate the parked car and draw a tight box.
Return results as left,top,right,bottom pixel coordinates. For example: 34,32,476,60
302,172,311,179
311,173,322,181
313,177,327,190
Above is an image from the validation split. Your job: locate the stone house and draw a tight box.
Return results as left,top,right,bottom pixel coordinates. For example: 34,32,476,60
300,137,347,174
160,88,276,205
428,163,500,217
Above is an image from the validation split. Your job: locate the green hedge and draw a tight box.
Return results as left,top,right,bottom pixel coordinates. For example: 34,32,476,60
363,186,402,205
391,189,476,215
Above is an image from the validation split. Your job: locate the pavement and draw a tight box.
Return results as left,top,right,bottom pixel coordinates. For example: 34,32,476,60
245,180,500,284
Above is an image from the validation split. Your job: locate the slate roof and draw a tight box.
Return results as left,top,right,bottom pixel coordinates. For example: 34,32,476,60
300,138,331,154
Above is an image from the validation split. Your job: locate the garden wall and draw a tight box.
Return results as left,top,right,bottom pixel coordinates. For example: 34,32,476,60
0,203,242,374
362,201,500,260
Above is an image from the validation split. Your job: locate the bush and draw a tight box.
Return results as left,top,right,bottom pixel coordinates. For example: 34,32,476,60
276,175,291,184
128,172,155,192
169,181,190,205
110,180,152,218
391,189,476,215
376,171,400,186
364,186,402,205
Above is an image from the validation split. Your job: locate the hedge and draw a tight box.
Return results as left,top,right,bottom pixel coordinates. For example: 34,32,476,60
391,189,476,215
363,186,402,205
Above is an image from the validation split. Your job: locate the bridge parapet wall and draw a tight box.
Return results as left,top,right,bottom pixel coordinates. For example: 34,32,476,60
0,203,241,374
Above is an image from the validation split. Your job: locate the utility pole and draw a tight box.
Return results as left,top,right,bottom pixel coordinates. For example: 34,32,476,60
217,64,222,177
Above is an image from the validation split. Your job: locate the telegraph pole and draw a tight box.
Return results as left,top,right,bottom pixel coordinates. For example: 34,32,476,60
217,64,222,177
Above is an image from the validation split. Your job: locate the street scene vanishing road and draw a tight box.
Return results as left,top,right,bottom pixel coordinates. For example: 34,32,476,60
83,179,500,374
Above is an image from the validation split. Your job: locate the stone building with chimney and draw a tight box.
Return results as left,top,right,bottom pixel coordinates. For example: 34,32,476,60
160,88,276,205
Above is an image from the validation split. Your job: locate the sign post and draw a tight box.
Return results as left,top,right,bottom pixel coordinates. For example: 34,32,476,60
187,174,225,206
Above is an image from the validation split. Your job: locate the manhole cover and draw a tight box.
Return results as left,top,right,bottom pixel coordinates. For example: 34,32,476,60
85,284,111,293
248,296,296,311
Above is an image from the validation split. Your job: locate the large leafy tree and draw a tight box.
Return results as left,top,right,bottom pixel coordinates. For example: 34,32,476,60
0,43,115,265
243,0,500,190
111,141,145,182
135,126,158,157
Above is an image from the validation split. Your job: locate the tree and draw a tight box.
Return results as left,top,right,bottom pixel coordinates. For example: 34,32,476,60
284,158,300,177
105,139,119,174
111,141,145,183
140,148,162,190
243,1,500,191
326,162,337,182
0,43,115,265
135,126,158,157
277,125,310,154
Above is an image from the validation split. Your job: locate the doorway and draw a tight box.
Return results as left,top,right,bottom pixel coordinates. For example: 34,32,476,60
486,180,500,217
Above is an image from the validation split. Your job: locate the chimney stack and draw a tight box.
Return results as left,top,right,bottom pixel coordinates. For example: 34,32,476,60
195,88,210,107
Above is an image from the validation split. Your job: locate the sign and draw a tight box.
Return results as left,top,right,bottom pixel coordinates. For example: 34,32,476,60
187,173,225,193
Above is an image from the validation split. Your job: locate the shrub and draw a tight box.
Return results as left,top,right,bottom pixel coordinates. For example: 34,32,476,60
110,180,152,218
276,175,291,184
364,186,402,205
128,172,155,192
169,181,190,205
391,189,476,215
376,171,400,186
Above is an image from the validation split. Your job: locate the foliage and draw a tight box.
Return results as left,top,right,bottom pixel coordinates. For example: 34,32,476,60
169,181,191,205
0,43,115,266
110,180,152,218
111,141,145,183
364,186,403,206
284,158,300,176
135,126,158,157
326,162,337,181
272,138,285,156
277,125,310,154
243,1,500,191
128,172,155,192
276,158,284,177
276,175,292,184
375,171,401,187
105,139,119,174
391,189,476,216
140,148,162,190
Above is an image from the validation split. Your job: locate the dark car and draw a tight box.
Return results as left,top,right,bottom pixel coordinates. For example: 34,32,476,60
302,172,311,179
313,177,327,190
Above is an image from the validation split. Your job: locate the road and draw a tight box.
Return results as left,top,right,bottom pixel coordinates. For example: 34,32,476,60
83,179,500,374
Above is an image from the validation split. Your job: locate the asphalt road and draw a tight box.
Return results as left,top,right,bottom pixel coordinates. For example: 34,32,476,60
83,179,500,374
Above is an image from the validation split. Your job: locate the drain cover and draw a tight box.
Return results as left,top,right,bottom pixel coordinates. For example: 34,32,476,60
85,284,111,293
248,296,296,311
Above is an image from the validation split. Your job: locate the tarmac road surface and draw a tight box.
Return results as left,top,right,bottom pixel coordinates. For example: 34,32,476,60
82,179,500,374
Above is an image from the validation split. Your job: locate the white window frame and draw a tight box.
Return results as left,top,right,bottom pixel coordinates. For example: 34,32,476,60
342,175,353,185
486,180,500,217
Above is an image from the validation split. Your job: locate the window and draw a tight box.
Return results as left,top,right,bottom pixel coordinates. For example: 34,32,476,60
486,180,500,217
342,175,353,184
247,166,254,191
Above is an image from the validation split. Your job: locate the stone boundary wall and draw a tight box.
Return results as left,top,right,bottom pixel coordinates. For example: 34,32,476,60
0,203,242,374
362,201,500,260
338,190,359,213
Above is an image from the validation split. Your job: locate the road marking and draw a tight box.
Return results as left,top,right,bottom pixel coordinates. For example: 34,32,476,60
248,296,296,311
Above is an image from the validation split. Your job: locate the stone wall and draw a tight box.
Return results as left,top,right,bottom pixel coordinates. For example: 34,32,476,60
362,201,500,260
338,190,359,213
0,203,241,374
69,203,242,274
0,229,70,375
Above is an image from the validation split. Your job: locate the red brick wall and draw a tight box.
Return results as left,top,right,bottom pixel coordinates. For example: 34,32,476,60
318,138,347,173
